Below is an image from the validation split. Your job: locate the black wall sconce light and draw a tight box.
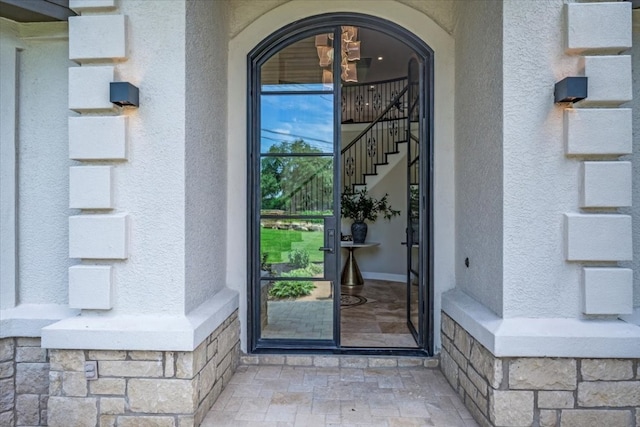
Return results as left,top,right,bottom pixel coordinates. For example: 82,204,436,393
554,77,587,103
110,82,139,107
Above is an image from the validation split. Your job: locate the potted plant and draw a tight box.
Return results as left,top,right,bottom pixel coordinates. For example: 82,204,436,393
340,187,400,243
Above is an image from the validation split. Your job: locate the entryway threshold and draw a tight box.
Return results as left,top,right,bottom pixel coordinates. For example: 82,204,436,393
241,353,440,369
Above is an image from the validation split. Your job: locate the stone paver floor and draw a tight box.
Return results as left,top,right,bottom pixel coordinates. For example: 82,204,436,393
202,364,479,427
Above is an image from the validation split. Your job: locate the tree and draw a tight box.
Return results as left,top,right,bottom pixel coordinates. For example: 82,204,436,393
260,139,333,213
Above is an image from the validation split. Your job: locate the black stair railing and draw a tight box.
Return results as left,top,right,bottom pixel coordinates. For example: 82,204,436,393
341,81,409,190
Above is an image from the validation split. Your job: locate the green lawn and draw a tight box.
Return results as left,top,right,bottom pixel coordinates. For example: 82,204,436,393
261,228,324,264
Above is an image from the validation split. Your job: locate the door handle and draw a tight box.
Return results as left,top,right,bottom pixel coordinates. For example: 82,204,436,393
319,246,334,253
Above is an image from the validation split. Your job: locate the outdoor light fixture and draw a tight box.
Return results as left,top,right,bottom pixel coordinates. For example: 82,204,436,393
110,82,139,107
554,77,587,103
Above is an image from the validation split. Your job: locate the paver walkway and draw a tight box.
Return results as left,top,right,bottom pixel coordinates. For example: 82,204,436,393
202,364,479,426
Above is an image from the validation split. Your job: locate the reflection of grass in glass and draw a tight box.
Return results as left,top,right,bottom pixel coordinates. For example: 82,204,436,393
261,228,324,263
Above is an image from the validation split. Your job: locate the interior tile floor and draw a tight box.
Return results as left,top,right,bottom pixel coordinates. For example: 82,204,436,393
341,279,418,348
262,279,419,348
202,364,478,427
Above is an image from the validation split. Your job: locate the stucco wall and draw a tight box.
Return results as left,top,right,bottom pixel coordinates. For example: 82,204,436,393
630,10,639,309
111,0,187,315
228,0,455,39
0,21,74,307
453,0,504,317
184,0,229,313
502,0,582,318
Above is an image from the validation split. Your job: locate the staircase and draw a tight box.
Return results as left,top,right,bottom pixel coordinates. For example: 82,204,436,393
341,77,419,192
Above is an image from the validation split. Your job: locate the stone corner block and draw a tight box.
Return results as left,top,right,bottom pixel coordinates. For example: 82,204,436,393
69,66,115,112
69,166,114,209
128,379,197,413
565,2,632,54
69,213,129,260
578,381,640,407
69,0,116,12
489,390,534,427
565,214,632,262
47,397,97,427
69,15,126,63
582,268,633,315
561,409,631,427
509,358,576,390
69,265,113,310
577,56,632,106
69,115,128,160
581,359,634,381
582,161,632,208
564,108,632,156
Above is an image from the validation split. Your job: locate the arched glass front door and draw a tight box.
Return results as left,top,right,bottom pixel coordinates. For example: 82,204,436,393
248,14,433,354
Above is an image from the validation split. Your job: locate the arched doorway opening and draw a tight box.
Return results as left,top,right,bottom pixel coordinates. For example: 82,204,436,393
247,13,434,355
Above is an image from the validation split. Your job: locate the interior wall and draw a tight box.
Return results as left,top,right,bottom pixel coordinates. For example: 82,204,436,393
501,0,581,318
453,0,504,317
350,158,407,278
184,0,229,313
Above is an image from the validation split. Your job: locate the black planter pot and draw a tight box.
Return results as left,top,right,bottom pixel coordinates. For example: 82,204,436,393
351,221,368,244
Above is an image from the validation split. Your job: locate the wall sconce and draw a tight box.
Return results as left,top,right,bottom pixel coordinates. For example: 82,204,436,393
110,82,139,107
554,77,587,103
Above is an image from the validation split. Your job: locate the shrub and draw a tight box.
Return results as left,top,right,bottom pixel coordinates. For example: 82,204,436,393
268,266,320,299
288,248,310,269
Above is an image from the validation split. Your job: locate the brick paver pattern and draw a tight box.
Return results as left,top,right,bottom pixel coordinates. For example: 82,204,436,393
202,364,479,426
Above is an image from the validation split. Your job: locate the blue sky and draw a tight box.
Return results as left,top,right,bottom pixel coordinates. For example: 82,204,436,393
260,86,334,153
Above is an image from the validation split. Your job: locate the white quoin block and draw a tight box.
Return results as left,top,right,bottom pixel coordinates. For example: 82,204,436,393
578,56,632,106
583,268,633,315
566,2,632,54
565,214,632,261
69,166,114,209
564,109,632,156
69,66,114,112
69,0,116,12
69,116,128,160
582,161,632,208
69,265,113,310
69,15,126,63
69,214,129,259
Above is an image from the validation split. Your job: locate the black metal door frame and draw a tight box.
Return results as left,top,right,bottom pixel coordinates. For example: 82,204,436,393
247,13,435,355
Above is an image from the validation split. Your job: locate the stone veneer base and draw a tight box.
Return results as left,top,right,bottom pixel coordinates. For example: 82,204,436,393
440,312,640,427
0,310,239,427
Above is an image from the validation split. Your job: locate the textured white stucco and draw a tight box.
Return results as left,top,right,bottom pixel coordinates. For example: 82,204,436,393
502,0,582,318
228,0,456,39
453,0,503,317
227,0,455,353
184,0,230,313
624,10,640,309
0,19,20,310
110,0,187,315
15,24,75,306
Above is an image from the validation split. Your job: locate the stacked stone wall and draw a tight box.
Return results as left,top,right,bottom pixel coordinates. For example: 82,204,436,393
441,313,640,427
0,338,50,427
45,310,239,427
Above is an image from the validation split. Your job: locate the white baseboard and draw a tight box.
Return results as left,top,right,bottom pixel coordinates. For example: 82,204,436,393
361,272,405,283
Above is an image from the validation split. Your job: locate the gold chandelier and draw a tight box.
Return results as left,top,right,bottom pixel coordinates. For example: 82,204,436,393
315,26,361,84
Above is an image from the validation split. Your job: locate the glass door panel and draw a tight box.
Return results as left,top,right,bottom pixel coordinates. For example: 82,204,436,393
255,30,339,347
406,57,422,345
